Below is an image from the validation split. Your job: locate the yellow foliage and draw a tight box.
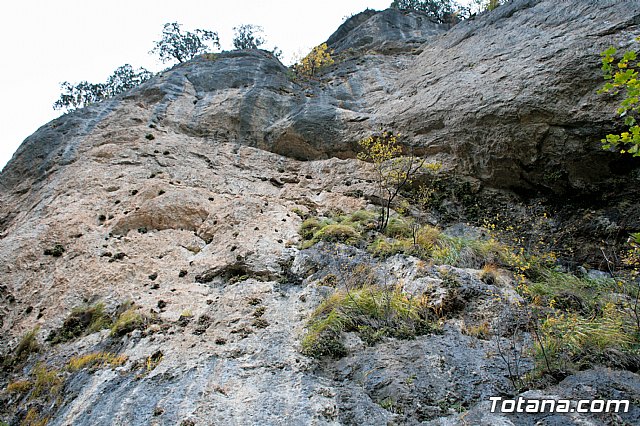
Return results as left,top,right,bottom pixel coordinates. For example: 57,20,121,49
296,43,334,76
357,131,435,231
67,352,128,371
31,364,63,400
6,380,33,394
22,407,49,426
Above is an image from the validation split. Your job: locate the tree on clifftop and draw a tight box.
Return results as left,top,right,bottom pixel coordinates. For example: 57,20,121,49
294,43,334,77
232,24,266,50
150,22,220,63
53,64,152,112
390,0,458,23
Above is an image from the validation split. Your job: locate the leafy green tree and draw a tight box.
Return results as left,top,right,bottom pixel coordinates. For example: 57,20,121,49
598,39,640,157
390,0,459,23
53,64,152,112
232,24,266,50
150,22,220,64
105,64,153,94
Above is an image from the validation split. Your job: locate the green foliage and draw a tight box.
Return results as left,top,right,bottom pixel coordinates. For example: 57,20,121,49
299,210,377,248
67,352,127,371
301,285,437,358
598,39,640,156
43,243,65,257
232,24,265,50
368,236,414,257
485,0,501,10
31,363,63,400
300,217,322,240
534,303,636,374
53,64,152,112
11,327,40,365
358,131,437,232
299,209,511,270
110,306,145,337
295,43,335,76
367,222,510,269
390,0,460,23
150,22,220,64
525,269,617,312
314,224,361,244
48,303,112,344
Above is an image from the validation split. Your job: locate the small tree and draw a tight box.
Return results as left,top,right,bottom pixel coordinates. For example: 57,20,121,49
295,43,334,77
53,64,152,112
232,24,266,50
358,131,434,232
598,39,640,157
390,0,459,24
105,64,153,95
150,22,220,64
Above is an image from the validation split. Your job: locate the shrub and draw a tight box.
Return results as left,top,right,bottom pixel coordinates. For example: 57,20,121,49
6,380,33,394
534,303,636,374
31,363,63,400
300,218,322,240
67,352,128,371
53,65,152,112
368,237,413,258
22,407,48,426
390,0,461,24
526,269,616,312
598,39,640,156
43,244,65,257
384,217,413,238
110,307,145,337
301,285,437,358
12,327,40,364
349,210,378,226
358,131,428,232
314,224,361,244
48,303,111,344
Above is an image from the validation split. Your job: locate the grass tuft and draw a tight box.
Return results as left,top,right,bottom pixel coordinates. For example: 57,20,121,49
301,285,438,358
67,352,128,371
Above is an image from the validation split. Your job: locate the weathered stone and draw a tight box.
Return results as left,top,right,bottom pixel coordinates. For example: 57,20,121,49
1,1,640,425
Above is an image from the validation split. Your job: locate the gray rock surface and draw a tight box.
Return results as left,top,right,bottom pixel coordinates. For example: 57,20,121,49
3,1,639,198
384,0,640,194
1,1,640,425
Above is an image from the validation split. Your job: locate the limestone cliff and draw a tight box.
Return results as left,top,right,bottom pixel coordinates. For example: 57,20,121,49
1,1,640,425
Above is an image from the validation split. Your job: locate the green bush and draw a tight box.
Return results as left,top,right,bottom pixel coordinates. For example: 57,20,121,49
11,327,40,365
598,40,640,156
300,218,322,240
48,303,111,344
314,224,361,243
534,302,636,374
301,286,437,358
390,0,460,24
384,217,413,239
110,307,145,337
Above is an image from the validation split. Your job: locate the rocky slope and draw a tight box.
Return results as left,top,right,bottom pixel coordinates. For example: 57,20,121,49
1,0,640,425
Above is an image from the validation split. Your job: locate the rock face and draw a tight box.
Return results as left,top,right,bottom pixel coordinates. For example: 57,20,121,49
4,0,638,197
1,1,640,425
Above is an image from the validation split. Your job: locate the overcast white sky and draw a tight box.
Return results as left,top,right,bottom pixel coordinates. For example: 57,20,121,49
0,0,396,172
